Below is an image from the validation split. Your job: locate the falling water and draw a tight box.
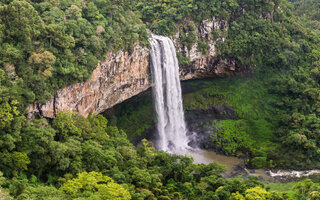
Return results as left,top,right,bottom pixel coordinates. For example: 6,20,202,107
149,35,189,152
148,35,320,180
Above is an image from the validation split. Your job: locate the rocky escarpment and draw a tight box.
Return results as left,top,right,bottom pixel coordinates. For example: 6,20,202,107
28,45,150,118
174,17,243,80
28,17,247,119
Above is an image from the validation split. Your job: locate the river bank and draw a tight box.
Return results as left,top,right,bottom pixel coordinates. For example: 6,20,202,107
178,147,320,183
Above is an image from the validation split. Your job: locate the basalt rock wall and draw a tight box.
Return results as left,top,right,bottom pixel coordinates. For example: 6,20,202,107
28,45,150,118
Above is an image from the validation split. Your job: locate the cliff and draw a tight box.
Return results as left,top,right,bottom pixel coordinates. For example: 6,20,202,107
27,17,246,119
174,17,239,80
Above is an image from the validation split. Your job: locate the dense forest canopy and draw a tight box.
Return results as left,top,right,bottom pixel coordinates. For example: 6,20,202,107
1,0,320,199
0,0,149,104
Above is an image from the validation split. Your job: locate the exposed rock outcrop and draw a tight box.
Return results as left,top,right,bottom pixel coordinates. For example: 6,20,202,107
28,45,150,118
27,17,247,119
174,17,242,80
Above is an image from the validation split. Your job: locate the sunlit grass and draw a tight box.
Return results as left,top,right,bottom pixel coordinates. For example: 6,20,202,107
182,76,279,154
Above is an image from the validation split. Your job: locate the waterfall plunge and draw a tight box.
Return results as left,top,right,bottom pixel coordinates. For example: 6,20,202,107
150,35,189,152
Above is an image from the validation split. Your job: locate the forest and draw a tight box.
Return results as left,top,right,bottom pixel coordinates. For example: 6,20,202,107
1,0,320,199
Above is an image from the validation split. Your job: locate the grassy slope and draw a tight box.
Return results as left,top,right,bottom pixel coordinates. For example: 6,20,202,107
183,76,279,158
266,182,296,197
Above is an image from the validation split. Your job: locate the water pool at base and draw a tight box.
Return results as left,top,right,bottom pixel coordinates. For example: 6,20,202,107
173,148,242,174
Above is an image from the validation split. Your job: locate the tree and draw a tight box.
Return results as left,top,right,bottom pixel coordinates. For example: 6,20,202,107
0,172,13,200
28,51,56,78
59,171,131,200
0,152,30,177
1,0,44,43
231,187,273,200
81,141,117,172
17,185,64,200
17,119,56,177
245,187,270,200
11,152,30,175
0,100,19,129
53,111,82,140
45,24,75,49
294,179,320,199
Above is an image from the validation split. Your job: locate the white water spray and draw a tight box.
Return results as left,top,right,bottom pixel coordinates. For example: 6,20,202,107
149,35,189,152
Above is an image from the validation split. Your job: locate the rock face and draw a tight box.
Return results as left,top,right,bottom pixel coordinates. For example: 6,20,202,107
28,45,150,118
27,17,247,119
173,17,242,80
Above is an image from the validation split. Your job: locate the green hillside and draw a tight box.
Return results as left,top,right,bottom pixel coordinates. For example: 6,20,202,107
1,0,320,199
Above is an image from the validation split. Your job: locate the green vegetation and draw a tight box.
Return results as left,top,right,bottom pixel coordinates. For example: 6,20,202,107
0,111,289,199
0,0,285,106
265,179,320,199
2,0,320,199
289,0,320,34
266,182,296,197
59,171,131,199
135,0,234,36
217,0,320,170
183,77,277,168
0,0,149,103
104,91,156,142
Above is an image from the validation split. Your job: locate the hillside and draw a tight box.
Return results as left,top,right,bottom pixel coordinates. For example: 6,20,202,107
1,0,320,199
289,0,320,34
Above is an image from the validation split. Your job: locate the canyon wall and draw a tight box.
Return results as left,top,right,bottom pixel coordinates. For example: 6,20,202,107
27,45,150,118
27,17,246,119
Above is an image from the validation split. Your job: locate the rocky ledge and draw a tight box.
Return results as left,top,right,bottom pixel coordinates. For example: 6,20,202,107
27,17,247,119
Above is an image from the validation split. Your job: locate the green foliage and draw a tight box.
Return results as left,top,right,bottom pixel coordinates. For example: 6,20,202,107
0,100,19,129
290,0,320,34
182,77,277,165
197,39,209,55
59,171,131,200
177,52,191,66
1,0,320,199
53,111,82,139
244,186,271,200
28,51,56,78
293,179,320,200
0,0,149,103
0,108,313,200
105,92,155,141
251,157,267,169
0,110,271,199
216,120,254,155
17,185,64,200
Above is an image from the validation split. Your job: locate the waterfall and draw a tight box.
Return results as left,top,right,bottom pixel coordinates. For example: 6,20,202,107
149,35,189,152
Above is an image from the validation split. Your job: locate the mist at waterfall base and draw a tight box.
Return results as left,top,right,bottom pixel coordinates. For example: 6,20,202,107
149,35,216,164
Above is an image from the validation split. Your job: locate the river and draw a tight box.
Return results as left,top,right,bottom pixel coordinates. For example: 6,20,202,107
175,148,320,182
